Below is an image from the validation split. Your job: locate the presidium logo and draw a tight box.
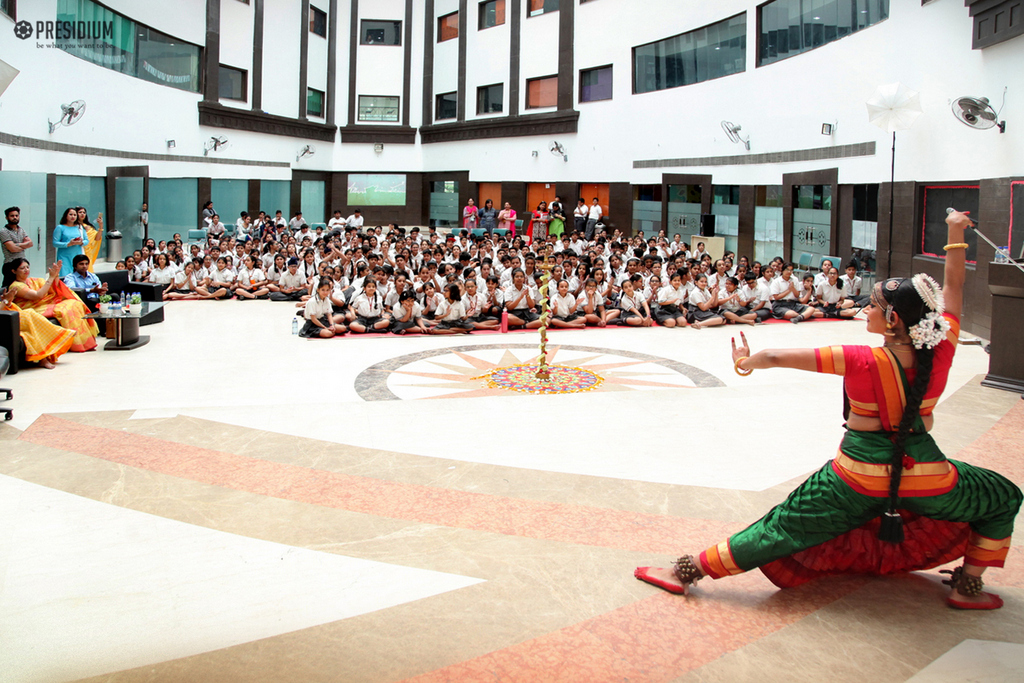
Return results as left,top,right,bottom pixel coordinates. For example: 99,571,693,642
13,19,115,42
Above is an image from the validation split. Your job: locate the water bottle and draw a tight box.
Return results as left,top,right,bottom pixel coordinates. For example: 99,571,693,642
500,310,509,333
996,247,1009,264
291,317,299,335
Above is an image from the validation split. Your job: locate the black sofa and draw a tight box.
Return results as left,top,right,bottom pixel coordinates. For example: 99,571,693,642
0,271,162,374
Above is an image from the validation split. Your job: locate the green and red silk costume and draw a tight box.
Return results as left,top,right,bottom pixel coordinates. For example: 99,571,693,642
699,313,1022,587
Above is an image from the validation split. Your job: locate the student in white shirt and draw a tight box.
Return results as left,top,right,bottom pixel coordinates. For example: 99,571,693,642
300,278,348,338
655,271,689,328
549,279,586,328
391,289,428,334
815,267,859,319
207,257,236,299
419,280,444,323
503,268,542,329
481,276,504,319
270,258,307,301
841,263,870,306
739,272,772,322
814,259,836,288
147,253,176,287
462,279,499,330
689,274,725,328
707,260,730,293
164,261,208,300
431,283,473,334
575,278,609,327
769,263,817,323
616,279,652,327
718,276,757,326
349,278,390,333
235,255,271,299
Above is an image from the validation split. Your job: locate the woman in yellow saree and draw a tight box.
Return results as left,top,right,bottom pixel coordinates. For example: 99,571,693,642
0,286,75,369
78,207,103,272
2,258,98,352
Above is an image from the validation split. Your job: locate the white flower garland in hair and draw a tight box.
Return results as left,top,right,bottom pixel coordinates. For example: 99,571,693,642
909,311,950,350
911,273,945,315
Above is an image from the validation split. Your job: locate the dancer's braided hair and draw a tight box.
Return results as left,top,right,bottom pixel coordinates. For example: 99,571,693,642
875,277,941,543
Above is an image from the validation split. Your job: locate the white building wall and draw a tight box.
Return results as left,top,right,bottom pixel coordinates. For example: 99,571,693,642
306,0,330,120
431,0,461,116
465,2,510,121
261,0,302,120
517,5,558,114
218,0,254,111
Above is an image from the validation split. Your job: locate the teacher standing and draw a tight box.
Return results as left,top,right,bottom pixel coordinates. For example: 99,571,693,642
53,207,86,278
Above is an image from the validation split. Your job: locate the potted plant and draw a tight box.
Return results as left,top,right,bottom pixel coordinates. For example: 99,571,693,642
98,294,111,315
125,293,142,314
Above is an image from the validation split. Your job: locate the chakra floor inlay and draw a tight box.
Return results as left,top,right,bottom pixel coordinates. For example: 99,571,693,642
355,344,726,401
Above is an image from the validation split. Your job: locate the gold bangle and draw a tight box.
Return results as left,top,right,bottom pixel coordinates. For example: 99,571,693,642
943,243,969,251
734,356,753,376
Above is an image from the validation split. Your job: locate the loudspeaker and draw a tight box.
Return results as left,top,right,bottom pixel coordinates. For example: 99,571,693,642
700,213,716,237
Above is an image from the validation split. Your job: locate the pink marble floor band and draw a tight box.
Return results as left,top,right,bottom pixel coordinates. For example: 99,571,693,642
18,414,737,555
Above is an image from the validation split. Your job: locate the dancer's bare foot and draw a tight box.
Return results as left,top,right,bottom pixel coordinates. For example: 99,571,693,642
948,586,1003,609
39,358,56,369
635,566,685,592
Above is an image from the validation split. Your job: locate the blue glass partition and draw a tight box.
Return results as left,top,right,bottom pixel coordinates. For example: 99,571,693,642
211,179,249,228
260,180,290,221
115,177,145,254
0,171,48,276
149,178,198,243
300,180,326,225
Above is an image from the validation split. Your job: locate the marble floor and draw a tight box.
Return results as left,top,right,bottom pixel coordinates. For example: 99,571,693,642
0,301,1021,683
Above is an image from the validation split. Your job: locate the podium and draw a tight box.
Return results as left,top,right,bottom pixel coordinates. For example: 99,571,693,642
981,262,1024,394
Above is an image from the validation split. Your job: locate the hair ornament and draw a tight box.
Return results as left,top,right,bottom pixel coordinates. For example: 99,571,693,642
908,311,950,350
911,273,945,315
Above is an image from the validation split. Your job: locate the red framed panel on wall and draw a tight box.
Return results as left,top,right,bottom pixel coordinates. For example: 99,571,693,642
921,185,980,263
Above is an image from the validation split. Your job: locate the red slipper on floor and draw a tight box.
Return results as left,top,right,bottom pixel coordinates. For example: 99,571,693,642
947,592,1004,610
634,566,687,595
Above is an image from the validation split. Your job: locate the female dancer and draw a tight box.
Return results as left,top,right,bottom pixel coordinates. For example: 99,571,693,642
635,211,1022,609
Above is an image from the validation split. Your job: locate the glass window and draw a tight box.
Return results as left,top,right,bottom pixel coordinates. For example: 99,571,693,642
361,20,401,45
633,13,746,94
528,0,559,17
1,0,14,20
260,180,291,221
148,179,198,244
358,95,400,122
526,76,557,109
438,11,459,42
429,181,459,228
580,65,612,103
435,92,457,120
759,0,889,66
921,185,979,262
307,88,324,117
55,0,201,93
219,65,246,101
479,0,505,29
476,83,503,114
309,6,327,37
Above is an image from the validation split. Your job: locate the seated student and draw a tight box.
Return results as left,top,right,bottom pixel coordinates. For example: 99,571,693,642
576,277,608,327
147,253,176,293
419,280,443,323
431,283,474,335
739,271,772,322
689,273,726,329
165,260,209,300
349,279,390,333
329,271,350,314
235,254,271,299
462,278,499,330
840,262,870,307
800,273,826,320
769,262,817,323
270,257,307,301
549,279,586,328
482,275,504,319
503,268,543,329
63,254,108,304
813,258,836,288
299,277,347,338
265,254,288,293
207,257,236,299
391,289,429,335
815,266,859,318
718,276,757,326
616,279,652,327
655,271,688,328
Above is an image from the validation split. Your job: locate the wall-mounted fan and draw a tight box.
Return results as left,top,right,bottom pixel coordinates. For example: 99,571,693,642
951,96,1006,133
549,140,568,161
296,144,316,162
203,136,229,156
721,120,750,151
48,100,86,134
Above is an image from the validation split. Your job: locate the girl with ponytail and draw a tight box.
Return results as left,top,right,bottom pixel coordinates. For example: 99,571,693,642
635,210,1021,610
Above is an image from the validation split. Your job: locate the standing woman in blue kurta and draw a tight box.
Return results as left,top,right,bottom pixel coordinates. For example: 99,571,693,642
53,207,86,278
